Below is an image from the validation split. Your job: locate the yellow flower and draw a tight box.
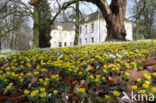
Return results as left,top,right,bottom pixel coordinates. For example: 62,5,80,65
139,90,145,94
146,75,152,80
94,78,99,82
40,92,46,98
142,83,149,89
96,75,101,78
41,69,47,72
125,72,130,76
138,67,143,70
151,87,156,93
68,69,72,72
39,78,43,82
102,77,106,80
24,90,30,95
145,81,151,85
53,90,58,94
78,71,82,75
113,91,120,97
115,67,119,71
153,72,156,76
78,88,86,93
137,78,141,82
30,90,39,97
40,88,46,92
34,71,39,75
103,65,107,68
105,95,110,99
6,85,11,90
26,73,31,76
44,82,47,86
89,75,94,79
103,69,107,73
45,77,49,81
20,79,24,82
131,85,138,90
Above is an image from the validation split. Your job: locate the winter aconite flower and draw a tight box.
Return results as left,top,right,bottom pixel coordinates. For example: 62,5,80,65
142,83,149,89
132,85,138,90
24,90,30,95
89,75,94,79
139,90,146,94
125,72,130,76
113,91,120,97
53,90,58,94
40,88,46,92
152,72,156,76
137,78,141,83
30,90,39,97
78,88,86,93
105,95,110,99
151,87,156,93
40,92,46,98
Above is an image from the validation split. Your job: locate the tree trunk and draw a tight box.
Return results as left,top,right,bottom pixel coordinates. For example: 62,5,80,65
32,6,39,49
74,0,80,45
105,0,127,41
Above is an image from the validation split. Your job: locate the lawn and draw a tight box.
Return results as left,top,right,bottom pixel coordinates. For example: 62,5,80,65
0,40,156,103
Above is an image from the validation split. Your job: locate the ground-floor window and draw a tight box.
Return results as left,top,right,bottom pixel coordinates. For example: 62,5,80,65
59,42,62,47
91,37,94,43
64,42,67,46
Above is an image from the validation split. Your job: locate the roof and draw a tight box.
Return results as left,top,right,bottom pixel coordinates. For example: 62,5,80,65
80,10,103,23
81,10,132,24
52,22,75,31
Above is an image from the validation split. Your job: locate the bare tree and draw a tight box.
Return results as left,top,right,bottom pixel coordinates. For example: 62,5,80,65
129,0,156,39
0,0,32,50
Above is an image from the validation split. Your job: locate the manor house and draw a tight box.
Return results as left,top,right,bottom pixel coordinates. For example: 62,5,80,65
50,11,133,48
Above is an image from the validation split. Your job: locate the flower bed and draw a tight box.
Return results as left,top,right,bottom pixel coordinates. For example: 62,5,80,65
0,40,156,103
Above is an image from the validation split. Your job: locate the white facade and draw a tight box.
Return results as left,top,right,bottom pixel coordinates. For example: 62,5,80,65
50,29,75,47
50,19,133,48
78,18,133,45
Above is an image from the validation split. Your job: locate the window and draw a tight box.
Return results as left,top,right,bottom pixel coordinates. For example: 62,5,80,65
85,25,87,34
85,38,87,44
70,42,72,45
91,23,94,33
79,27,82,34
59,42,62,47
91,37,94,43
64,42,67,46
79,39,82,44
